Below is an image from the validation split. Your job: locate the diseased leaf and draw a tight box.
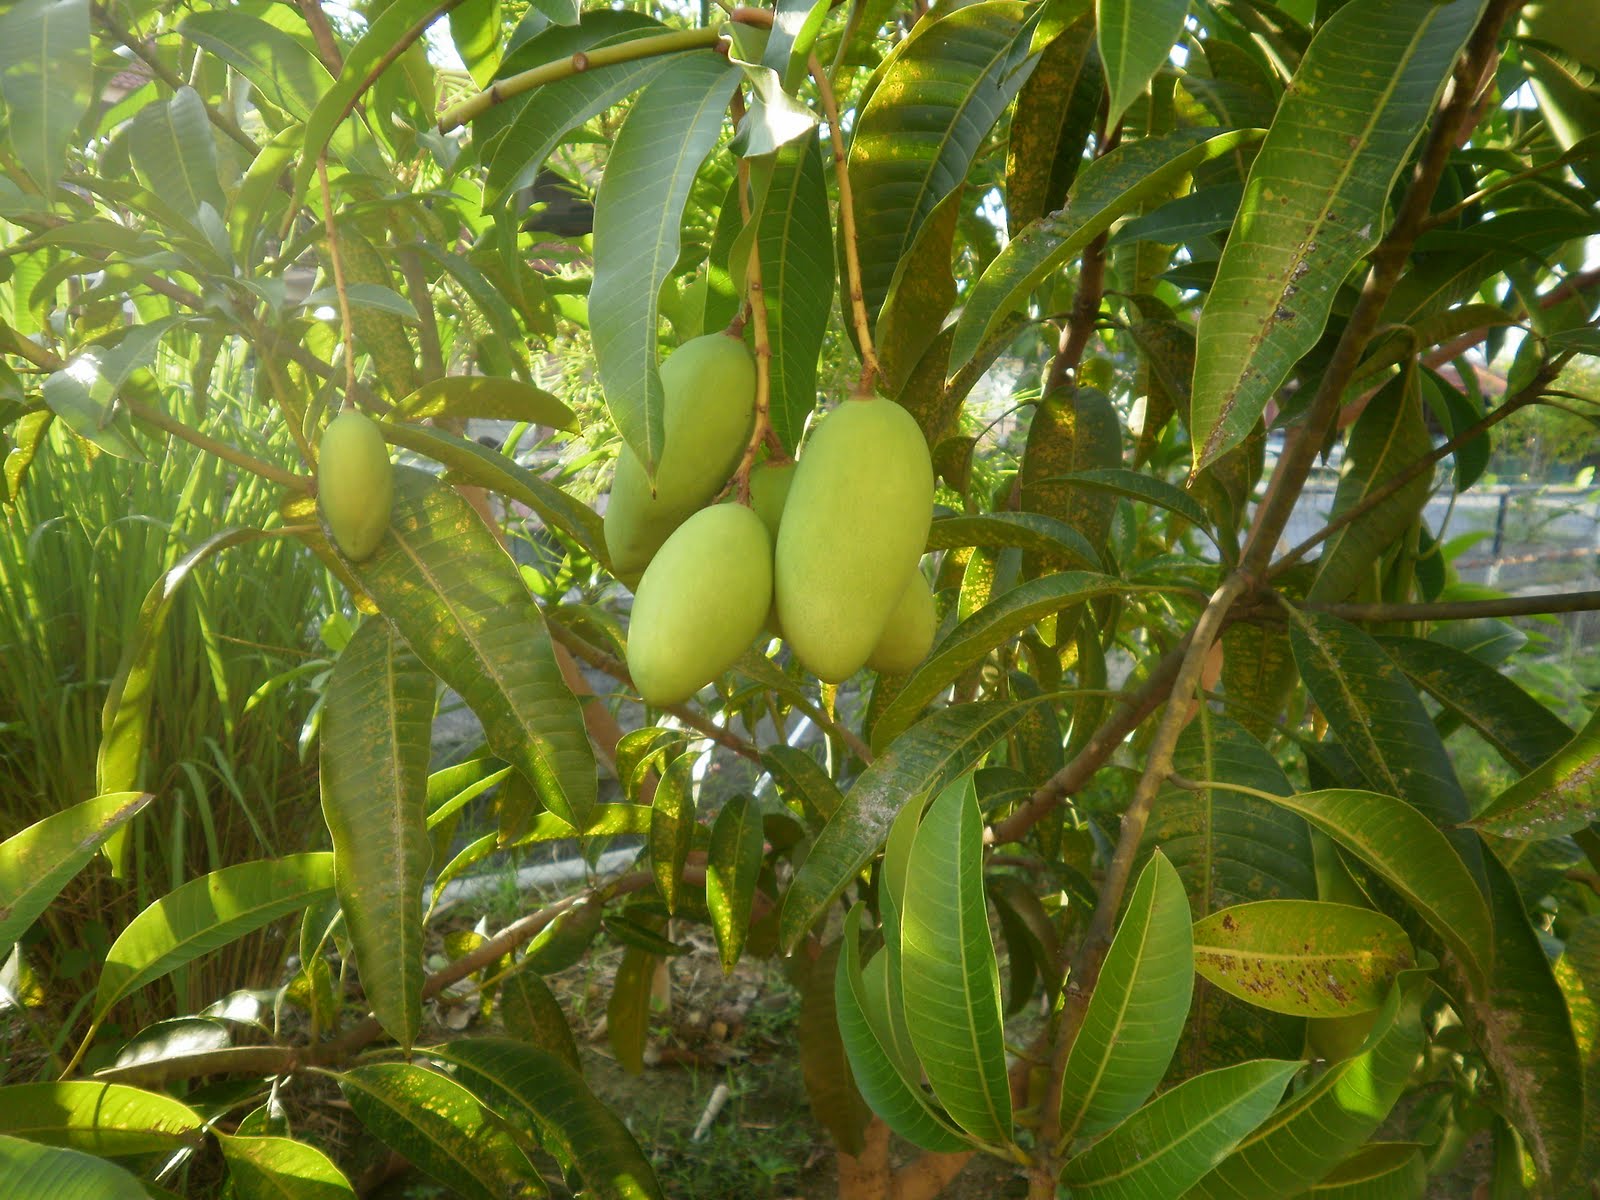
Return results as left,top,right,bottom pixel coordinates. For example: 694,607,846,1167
1006,6,1101,232
1189,0,1486,468
707,796,763,973
1472,707,1600,840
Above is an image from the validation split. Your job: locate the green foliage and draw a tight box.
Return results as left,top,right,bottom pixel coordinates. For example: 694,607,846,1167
2,0,1599,1196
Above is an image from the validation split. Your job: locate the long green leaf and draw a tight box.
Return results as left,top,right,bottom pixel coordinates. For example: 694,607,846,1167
1471,706,1600,840
835,905,969,1151
848,1,1036,322
1299,1143,1427,1199
127,88,229,225
779,702,1026,952
179,11,333,122
1192,900,1412,1018
1005,5,1101,233
1096,0,1189,127
0,792,150,959
1258,788,1491,991
500,970,582,1072
1306,371,1433,604
1057,851,1193,1145
925,511,1104,570
870,572,1131,751
1060,1059,1301,1198
1377,633,1575,774
900,776,1012,1144
433,1037,663,1199
217,1133,355,1200
754,136,835,452
1289,611,1475,838
0,1134,148,1200
590,53,742,473
649,751,695,914
94,854,335,1021
338,1063,542,1200
341,468,595,828
1188,0,1486,469
392,377,576,430
320,619,434,1049
1041,467,1215,537
378,422,607,566
0,1082,200,1155
1189,984,1424,1200
761,745,843,824
948,128,1260,377
0,0,91,190
707,796,763,973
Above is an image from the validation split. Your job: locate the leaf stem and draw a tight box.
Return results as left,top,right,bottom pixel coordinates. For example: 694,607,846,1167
810,53,881,392
437,28,725,132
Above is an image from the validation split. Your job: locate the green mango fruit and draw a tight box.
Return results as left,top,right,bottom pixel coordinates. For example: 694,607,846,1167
626,503,772,706
317,410,394,561
866,570,936,675
775,397,934,683
604,332,757,584
748,460,796,541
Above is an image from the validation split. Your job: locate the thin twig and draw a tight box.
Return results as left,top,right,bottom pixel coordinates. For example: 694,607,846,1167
316,157,359,405
296,0,346,75
810,53,880,392
124,399,313,491
1308,590,1600,623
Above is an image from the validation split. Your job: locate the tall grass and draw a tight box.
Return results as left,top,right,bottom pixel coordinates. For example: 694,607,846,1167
0,343,330,1031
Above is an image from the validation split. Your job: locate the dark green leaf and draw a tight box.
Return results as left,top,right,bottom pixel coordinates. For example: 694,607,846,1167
1097,0,1190,126
1471,707,1600,840
1301,1143,1427,1199
649,752,696,914
1005,7,1101,233
926,511,1104,570
707,796,763,973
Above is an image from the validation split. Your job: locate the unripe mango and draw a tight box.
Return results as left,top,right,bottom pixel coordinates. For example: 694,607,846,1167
604,332,757,583
775,397,934,683
748,460,795,541
317,410,393,561
626,503,772,706
867,571,937,675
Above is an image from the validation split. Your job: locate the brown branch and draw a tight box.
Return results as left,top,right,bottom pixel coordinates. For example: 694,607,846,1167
400,250,445,382
1239,0,1522,580
296,0,346,75
1421,264,1600,371
811,53,880,391
124,399,312,491
1309,589,1600,623
1268,357,1564,578
317,158,359,403
91,5,259,153
1039,574,1250,1160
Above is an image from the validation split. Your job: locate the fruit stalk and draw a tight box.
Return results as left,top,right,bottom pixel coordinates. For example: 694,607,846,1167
810,53,880,392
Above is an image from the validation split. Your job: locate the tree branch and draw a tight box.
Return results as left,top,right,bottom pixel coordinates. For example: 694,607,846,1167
1309,590,1600,623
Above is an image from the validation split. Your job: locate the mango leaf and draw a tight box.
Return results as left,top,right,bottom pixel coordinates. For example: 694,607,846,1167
1192,900,1412,1018
127,87,228,225
179,11,333,123
94,854,335,1022
590,53,742,473
1041,467,1215,538
1097,0,1189,127
780,702,1026,952
1448,852,1585,1187
926,511,1104,570
0,792,150,959
1299,1143,1427,1199
707,796,763,973
649,752,696,914
217,1133,355,1200
874,187,963,401
1057,851,1193,1145
949,128,1261,378
320,619,434,1050
761,744,843,824
0,1081,201,1155
500,971,582,1072
1188,0,1486,469
478,15,672,205
1377,634,1575,774
1259,788,1491,993
1189,985,1425,1200
338,1063,542,1200
1005,5,1101,233
378,422,607,566
397,377,576,432
1472,707,1600,840
835,905,969,1151
0,0,92,190
1305,369,1433,604
434,1037,663,1199
607,943,656,1075
753,135,834,452
1060,1059,1301,1198
870,572,1132,751
900,776,1012,1144
340,468,595,829
1289,611,1474,836
849,1,1037,321
0,1135,148,1200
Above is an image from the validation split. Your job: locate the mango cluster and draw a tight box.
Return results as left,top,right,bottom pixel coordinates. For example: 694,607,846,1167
618,342,937,706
